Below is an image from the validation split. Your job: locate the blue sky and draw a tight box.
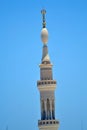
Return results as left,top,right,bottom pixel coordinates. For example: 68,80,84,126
0,0,87,130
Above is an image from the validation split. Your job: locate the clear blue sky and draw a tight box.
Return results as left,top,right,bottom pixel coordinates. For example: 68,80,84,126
0,0,87,130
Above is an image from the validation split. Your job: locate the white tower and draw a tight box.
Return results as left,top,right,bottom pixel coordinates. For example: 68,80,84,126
37,9,59,130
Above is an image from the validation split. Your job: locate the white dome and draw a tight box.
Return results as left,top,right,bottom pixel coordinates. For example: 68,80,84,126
41,28,48,44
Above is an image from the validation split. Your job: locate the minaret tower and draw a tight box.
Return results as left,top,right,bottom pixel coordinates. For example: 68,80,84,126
37,9,59,130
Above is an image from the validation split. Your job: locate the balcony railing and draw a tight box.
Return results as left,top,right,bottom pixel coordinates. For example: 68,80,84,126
37,80,56,86
38,120,59,126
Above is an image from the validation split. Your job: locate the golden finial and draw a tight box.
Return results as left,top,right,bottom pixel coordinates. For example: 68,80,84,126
41,9,46,28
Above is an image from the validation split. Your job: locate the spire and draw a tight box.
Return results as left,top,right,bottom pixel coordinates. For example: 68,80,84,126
41,9,50,64
42,45,50,64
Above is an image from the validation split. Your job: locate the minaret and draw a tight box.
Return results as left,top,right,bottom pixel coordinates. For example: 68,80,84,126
37,9,59,130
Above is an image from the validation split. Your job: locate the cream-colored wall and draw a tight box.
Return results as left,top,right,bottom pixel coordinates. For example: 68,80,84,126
40,68,53,80
40,91,55,100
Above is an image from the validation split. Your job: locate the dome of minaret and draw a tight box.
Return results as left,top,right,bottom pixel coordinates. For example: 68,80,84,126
41,28,48,44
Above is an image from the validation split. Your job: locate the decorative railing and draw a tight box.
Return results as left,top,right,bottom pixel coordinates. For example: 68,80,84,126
37,80,56,86
38,120,59,126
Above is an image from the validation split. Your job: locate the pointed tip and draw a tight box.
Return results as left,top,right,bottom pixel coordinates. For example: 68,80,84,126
6,126,8,130
41,9,46,14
